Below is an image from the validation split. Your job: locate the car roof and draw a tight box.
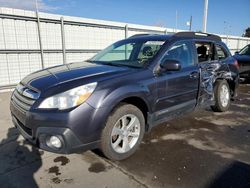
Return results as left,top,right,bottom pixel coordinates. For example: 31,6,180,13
128,32,222,42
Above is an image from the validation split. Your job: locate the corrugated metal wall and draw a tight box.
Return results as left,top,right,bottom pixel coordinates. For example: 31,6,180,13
0,7,250,88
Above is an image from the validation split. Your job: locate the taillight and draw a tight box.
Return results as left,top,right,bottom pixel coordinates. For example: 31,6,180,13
233,60,240,69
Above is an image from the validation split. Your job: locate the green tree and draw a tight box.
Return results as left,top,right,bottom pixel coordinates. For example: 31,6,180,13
243,27,250,37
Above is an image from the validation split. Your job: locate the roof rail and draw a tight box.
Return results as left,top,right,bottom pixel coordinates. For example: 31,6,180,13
129,33,158,38
174,32,221,41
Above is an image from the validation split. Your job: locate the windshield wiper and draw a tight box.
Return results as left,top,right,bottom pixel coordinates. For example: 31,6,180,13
86,60,142,68
100,62,126,67
85,59,94,62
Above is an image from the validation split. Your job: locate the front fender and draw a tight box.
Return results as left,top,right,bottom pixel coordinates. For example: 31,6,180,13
87,84,152,112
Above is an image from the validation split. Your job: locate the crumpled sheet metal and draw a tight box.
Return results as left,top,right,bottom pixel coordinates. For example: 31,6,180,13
199,61,233,103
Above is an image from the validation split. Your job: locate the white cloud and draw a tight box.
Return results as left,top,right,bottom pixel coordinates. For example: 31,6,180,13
0,0,58,11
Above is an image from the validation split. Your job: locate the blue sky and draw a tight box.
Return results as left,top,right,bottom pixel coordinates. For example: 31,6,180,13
0,0,249,36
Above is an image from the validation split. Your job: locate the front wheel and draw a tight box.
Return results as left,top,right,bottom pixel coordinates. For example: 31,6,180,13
211,80,231,112
100,103,145,161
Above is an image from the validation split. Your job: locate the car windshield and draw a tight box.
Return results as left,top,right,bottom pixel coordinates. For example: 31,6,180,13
239,45,250,55
89,39,166,68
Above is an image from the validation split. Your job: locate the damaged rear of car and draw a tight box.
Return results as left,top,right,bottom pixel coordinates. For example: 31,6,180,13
194,38,239,112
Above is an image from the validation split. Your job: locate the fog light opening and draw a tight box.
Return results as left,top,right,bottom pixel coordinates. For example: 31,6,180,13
46,135,62,149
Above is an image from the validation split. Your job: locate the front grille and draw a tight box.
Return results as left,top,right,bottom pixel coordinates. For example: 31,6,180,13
11,86,37,112
14,115,32,136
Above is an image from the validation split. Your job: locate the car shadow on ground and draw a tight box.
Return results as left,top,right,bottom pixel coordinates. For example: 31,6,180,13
0,127,42,188
207,161,250,188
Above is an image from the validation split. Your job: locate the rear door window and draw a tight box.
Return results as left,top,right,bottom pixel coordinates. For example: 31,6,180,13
215,45,228,60
195,42,215,63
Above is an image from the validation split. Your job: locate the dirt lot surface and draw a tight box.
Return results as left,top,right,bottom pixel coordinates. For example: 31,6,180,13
0,84,250,188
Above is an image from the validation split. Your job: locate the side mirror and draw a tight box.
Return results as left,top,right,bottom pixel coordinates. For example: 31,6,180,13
160,59,181,71
235,51,239,55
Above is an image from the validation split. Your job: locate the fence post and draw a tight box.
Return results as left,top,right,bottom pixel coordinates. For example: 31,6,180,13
1,18,11,86
237,38,240,52
125,25,128,59
61,17,67,64
36,10,44,69
125,24,128,39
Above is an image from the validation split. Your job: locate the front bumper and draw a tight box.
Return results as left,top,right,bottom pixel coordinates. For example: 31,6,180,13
10,98,107,154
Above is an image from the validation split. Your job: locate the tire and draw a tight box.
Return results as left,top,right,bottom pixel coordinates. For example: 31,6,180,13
211,80,231,112
100,103,145,161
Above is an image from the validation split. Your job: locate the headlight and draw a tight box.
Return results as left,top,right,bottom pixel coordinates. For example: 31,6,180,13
38,82,97,110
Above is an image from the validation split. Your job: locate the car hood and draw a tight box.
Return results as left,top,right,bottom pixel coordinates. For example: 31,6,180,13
233,54,250,62
21,62,135,92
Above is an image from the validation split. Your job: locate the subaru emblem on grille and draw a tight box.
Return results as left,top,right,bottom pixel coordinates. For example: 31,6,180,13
23,89,40,99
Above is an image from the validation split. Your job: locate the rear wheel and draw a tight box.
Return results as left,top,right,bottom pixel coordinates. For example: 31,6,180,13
211,80,231,112
100,104,145,161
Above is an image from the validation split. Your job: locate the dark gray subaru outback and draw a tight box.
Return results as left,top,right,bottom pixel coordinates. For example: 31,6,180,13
10,32,239,160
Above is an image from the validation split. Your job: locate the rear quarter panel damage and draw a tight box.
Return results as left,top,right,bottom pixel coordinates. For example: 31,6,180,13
197,61,234,106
